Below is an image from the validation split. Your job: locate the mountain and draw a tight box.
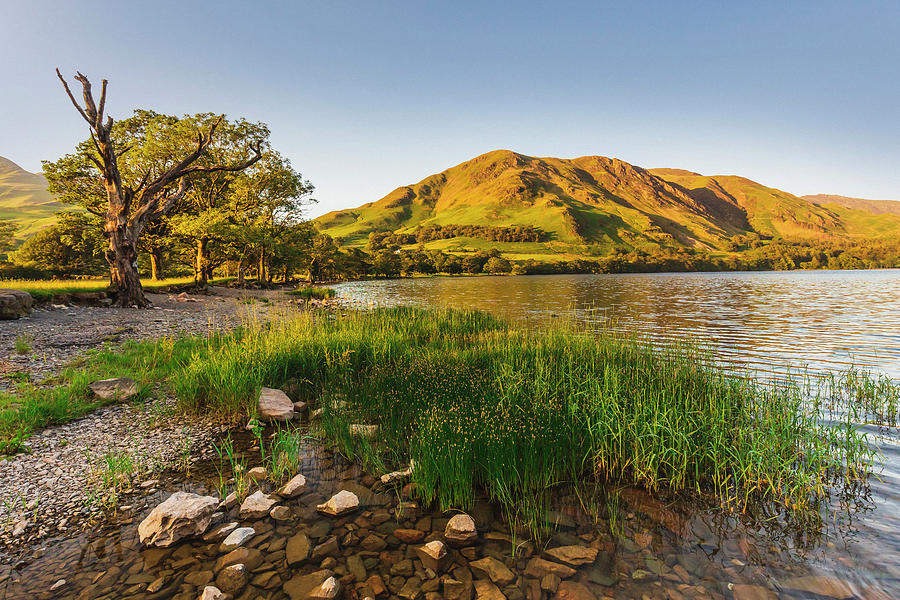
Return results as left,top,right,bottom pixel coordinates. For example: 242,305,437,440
803,194,900,216
0,156,60,240
315,150,900,257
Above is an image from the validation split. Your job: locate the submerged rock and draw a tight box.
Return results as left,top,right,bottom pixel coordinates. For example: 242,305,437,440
444,513,477,545
317,490,360,516
284,569,335,600
544,546,598,567
138,491,219,547
200,586,226,600
220,526,255,551
258,387,296,421
239,490,278,519
781,576,854,599
89,377,139,401
471,556,516,586
278,473,308,498
416,540,448,572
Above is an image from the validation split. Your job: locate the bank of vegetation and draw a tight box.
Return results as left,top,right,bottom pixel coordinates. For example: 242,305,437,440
2,307,894,534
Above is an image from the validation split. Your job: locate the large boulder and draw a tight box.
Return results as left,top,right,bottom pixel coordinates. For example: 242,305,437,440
89,377,139,401
0,290,32,320
258,387,296,421
138,492,219,547
239,490,279,520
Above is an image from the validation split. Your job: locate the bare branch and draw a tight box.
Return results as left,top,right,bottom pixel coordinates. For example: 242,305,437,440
73,71,99,123
96,79,108,128
55,68,92,124
115,145,133,158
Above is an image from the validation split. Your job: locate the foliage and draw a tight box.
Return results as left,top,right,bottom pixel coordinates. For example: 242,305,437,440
10,212,106,276
287,286,336,300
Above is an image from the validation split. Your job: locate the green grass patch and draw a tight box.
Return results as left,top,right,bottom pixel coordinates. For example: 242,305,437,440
0,276,233,300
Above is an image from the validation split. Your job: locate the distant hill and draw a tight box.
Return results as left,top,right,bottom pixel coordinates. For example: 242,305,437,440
315,150,900,258
0,156,60,240
803,194,900,216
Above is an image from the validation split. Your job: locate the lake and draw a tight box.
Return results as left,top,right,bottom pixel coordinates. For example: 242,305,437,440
333,269,900,381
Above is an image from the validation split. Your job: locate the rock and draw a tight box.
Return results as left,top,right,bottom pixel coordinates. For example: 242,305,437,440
443,577,473,600
444,513,477,545
381,466,413,485
781,576,854,599
216,563,248,594
470,557,516,586
89,377,139,401
361,533,387,551
258,387,295,421
0,289,32,319
293,400,308,412
309,576,342,600
524,558,576,580
311,536,340,560
286,532,311,565
49,579,66,591
215,547,263,571
474,580,507,600
394,528,426,543
278,473,308,498
317,490,359,516
284,569,335,600
138,491,219,547
220,526,255,551
11,520,26,537
271,505,292,520
399,577,424,600
544,546,598,567
347,554,367,581
541,574,560,592
416,540,448,573
732,584,778,600
239,490,278,519
204,522,238,542
553,581,596,600
367,574,388,597
248,466,267,481
200,586,226,600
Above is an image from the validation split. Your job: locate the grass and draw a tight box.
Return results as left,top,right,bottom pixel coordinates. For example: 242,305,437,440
168,307,890,536
14,333,32,355
2,306,895,537
0,276,233,300
287,286,336,300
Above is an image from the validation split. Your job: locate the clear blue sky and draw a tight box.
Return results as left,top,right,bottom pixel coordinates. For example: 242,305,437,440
2,0,898,217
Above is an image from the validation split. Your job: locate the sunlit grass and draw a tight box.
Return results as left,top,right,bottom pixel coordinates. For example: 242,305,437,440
0,276,233,299
286,286,336,300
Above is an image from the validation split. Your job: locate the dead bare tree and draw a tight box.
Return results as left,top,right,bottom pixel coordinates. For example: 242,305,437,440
55,69,262,307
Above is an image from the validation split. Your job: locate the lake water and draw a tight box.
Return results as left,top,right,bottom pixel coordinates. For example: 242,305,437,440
333,269,900,381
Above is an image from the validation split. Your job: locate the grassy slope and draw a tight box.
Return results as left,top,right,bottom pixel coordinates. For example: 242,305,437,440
0,157,60,240
316,151,899,258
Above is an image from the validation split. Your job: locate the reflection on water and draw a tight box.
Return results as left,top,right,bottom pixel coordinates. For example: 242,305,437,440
333,270,900,380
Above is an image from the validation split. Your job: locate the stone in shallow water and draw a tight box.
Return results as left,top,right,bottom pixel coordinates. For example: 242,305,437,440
278,473,308,497
258,387,296,421
310,576,342,600
138,491,219,547
201,586,226,600
220,526,255,552
394,528,426,543
239,490,278,519
781,576,854,599
524,558,575,580
444,513,477,545
317,490,360,516
247,466,267,481
443,577,473,600
286,532,311,565
552,581,596,600
470,557,516,586
216,563,248,594
271,505,292,520
544,546,598,567
89,377,139,401
474,580,506,600
284,569,335,600
416,540,448,573
732,584,778,600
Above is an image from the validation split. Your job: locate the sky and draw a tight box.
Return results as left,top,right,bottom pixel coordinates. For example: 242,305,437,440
2,0,899,218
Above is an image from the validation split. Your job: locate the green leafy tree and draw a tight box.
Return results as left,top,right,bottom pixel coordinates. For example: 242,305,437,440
0,219,16,261
50,71,262,306
12,212,106,276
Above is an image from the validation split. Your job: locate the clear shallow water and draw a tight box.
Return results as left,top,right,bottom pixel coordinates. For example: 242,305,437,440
333,269,900,381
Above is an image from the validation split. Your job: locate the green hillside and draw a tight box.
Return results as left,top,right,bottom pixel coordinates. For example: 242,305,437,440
315,150,900,258
0,156,60,241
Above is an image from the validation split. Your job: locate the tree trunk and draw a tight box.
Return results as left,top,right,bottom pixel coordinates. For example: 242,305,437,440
258,248,266,283
106,226,148,307
237,255,246,285
196,237,209,287
149,249,163,281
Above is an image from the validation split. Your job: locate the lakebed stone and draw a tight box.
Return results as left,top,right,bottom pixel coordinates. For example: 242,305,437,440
138,491,219,547
278,473,308,497
317,490,360,516
239,490,278,519
220,526,255,551
544,546,598,567
416,540,449,572
258,387,296,421
445,513,478,545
